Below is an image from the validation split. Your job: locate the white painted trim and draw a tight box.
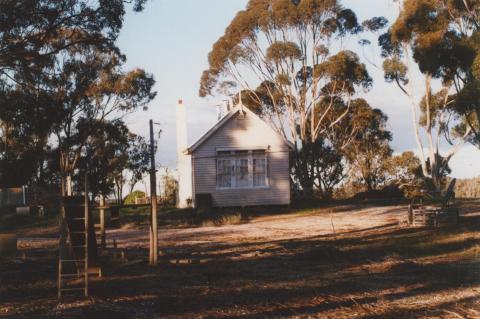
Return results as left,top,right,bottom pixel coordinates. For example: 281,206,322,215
216,146,268,152
184,107,239,154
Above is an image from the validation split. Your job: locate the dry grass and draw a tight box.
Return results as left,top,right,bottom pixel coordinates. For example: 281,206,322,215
120,206,244,228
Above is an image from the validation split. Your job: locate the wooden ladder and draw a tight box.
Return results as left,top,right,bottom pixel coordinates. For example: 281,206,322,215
58,189,89,299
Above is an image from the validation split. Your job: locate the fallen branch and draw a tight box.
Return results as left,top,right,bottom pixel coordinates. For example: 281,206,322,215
119,259,144,268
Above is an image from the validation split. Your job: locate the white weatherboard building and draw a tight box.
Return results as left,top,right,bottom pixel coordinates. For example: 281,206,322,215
176,100,293,208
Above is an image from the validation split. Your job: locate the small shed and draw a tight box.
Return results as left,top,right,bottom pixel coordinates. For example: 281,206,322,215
176,101,292,208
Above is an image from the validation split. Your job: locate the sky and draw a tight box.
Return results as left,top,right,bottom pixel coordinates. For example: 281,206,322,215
116,0,480,182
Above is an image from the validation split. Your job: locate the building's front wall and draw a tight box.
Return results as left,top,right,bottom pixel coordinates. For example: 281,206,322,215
192,111,290,207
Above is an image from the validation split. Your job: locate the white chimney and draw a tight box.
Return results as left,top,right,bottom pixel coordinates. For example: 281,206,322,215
176,99,193,208
176,99,188,154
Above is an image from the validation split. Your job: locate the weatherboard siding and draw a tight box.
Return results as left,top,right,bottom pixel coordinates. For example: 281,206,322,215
192,111,290,207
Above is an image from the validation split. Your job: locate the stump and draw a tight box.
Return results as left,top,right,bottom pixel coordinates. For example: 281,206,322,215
0,233,17,257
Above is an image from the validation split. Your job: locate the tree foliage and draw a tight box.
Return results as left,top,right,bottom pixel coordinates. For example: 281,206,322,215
0,84,58,187
339,99,393,191
379,0,479,190
49,51,155,195
293,138,344,199
200,0,387,197
160,168,178,206
0,0,156,199
455,176,480,198
127,135,151,195
386,151,424,198
0,0,148,78
73,119,150,203
76,119,130,198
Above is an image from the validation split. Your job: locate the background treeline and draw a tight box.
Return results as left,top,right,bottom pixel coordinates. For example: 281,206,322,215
455,177,480,198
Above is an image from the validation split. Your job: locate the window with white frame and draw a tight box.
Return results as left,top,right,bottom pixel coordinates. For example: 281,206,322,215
216,150,268,189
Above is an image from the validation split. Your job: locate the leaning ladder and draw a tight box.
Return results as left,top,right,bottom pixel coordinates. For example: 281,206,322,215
58,179,89,299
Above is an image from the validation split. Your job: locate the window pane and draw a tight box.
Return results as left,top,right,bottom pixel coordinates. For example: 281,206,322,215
217,159,232,188
253,158,266,186
236,158,249,187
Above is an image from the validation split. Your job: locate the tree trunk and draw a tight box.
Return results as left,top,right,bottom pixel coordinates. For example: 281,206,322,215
0,188,6,208
302,180,314,198
60,175,66,197
129,183,135,195
66,174,72,196
366,181,373,192
297,154,315,199
430,152,445,191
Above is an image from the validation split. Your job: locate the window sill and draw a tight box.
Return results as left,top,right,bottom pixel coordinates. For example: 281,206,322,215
216,186,270,190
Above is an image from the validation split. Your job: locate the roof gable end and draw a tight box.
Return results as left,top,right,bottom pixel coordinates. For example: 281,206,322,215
185,105,293,154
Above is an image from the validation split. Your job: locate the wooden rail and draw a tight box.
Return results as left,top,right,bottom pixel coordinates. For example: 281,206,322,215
410,207,459,227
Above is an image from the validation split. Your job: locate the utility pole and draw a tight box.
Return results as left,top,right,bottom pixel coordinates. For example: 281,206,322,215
84,173,89,297
149,119,158,265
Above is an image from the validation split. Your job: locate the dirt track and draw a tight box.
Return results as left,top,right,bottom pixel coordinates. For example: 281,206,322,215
106,204,405,250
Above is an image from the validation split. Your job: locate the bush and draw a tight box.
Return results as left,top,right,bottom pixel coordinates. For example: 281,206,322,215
160,170,178,206
124,190,146,205
352,184,404,201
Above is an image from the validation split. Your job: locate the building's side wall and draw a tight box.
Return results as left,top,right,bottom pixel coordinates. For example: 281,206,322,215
192,111,290,207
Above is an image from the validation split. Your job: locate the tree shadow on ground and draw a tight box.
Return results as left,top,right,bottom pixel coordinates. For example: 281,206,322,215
1,205,479,318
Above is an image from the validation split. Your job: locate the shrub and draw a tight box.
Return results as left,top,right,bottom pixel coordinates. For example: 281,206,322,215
124,190,146,205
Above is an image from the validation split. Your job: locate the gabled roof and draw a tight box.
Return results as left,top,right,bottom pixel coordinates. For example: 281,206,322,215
185,104,294,154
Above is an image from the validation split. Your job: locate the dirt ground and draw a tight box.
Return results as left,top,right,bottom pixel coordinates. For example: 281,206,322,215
1,201,480,318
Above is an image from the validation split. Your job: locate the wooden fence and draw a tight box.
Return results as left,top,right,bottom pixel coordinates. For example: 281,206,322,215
410,206,459,227
0,188,25,207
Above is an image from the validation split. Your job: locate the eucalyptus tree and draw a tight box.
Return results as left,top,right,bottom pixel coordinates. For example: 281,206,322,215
386,151,424,198
200,0,386,197
127,135,151,195
75,119,149,203
380,0,479,189
294,138,345,199
0,76,60,189
76,119,130,200
388,151,422,183
0,91,38,188
0,0,153,192
331,99,393,191
0,0,149,79
51,52,156,195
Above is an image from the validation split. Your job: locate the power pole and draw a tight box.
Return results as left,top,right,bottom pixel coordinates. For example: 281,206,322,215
84,173,89,297
149,119,158,265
